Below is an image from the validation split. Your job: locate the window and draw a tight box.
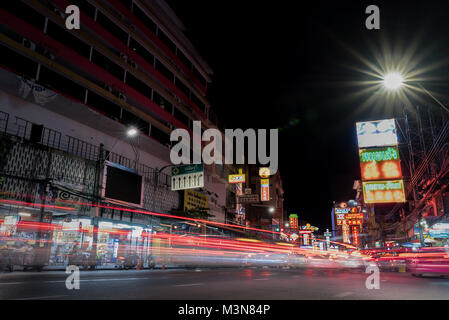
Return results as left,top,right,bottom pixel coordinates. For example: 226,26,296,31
70,0,96,19
129,38,154,65
157,29,176,53
91,49,124,80
175,78,190,97
155,59,174,82
2,44,38,79
38,66,85,102
176,49,192,70
174,108,190,127
132,4,157,34
151,125,170,146
96,11,128,45
152,91,173,113
87,91,121,120
191,93,206,113
121,109,149,134
193,67,207,87
2,1,46,31
126,73,152,100
46,20,90,58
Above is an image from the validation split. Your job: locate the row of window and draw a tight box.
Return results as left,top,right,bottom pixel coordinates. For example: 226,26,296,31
70,0,208,114
2,2,199,129
5,0,207,115
2,43,172,146
74,0,208,91
117,0,208,86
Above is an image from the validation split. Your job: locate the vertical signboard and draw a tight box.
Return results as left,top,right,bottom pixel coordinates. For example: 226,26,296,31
289,214,299,230
260,178,270,201
356,119,406,204
235,169,246,223
342,221,351,244
352,226,359,246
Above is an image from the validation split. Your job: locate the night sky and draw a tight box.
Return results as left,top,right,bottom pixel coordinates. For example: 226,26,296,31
167,0,449,230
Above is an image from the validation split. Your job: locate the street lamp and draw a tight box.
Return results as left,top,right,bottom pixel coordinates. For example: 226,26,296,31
126,127,138,137
268,207,275,213
382,72,404,90
382,71,449,113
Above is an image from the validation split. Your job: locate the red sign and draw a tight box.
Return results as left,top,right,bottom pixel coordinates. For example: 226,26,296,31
345,213,364,219
260,179,270,201
360,160,402,181
352,226,359,245
347,219,362,225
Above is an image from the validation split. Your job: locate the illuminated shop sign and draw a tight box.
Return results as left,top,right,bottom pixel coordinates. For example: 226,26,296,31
360,159,402,180
342,222,351,243
356,119,398,148
335,208,350,214
363,180,406,203
352,226,360,246
260,178,270,201
360,146,399,162
347,219,362,225
289,214,299,229
345,213,364,219
259,167,271,178
336,213,346,220
359,146,402,180
228,174,245,184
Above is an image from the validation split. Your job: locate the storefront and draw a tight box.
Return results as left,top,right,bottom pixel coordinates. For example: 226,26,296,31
413,219,449,247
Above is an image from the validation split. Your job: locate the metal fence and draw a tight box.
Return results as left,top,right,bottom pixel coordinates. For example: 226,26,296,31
0,110,178,214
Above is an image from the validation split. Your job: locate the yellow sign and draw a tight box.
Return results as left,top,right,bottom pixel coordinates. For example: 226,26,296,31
184,189,209,211
229,174,245,184
260,178,269,186
362,180,406,203
259,167,270,178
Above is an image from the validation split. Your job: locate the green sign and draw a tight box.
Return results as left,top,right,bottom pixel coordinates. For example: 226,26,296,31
359,146,399,163
171,164,204,191
172,164,204,176
363,180,403,191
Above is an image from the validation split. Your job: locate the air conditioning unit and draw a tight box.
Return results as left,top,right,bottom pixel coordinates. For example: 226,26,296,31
118,93,127,103
22,38,36,51
43,49,55,61
174,95,181,103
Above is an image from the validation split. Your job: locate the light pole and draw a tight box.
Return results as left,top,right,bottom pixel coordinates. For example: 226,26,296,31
382,72,448,247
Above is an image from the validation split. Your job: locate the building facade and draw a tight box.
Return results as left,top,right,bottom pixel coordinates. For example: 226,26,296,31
0,0,229,269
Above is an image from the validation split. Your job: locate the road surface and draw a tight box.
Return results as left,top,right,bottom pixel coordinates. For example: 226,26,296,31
1,267,448,300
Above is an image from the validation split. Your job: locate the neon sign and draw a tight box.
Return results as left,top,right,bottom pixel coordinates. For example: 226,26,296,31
360,159,402,180
363,180,406,203
360,146,399,163
356,119,398,148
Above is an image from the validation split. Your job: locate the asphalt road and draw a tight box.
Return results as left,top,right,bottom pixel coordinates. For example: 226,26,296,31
1,267,448,300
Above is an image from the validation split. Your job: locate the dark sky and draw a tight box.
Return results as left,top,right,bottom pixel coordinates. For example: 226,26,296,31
167,0,449,230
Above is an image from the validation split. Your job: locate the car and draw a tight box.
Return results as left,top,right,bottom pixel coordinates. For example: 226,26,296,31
408,247,449,278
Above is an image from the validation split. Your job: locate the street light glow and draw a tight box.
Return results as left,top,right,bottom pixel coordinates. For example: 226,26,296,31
269,207,275,213
127,127,138,137
383,72,404,90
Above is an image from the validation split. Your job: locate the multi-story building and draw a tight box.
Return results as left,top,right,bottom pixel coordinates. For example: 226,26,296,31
0,0,228,268
242,165,284,233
